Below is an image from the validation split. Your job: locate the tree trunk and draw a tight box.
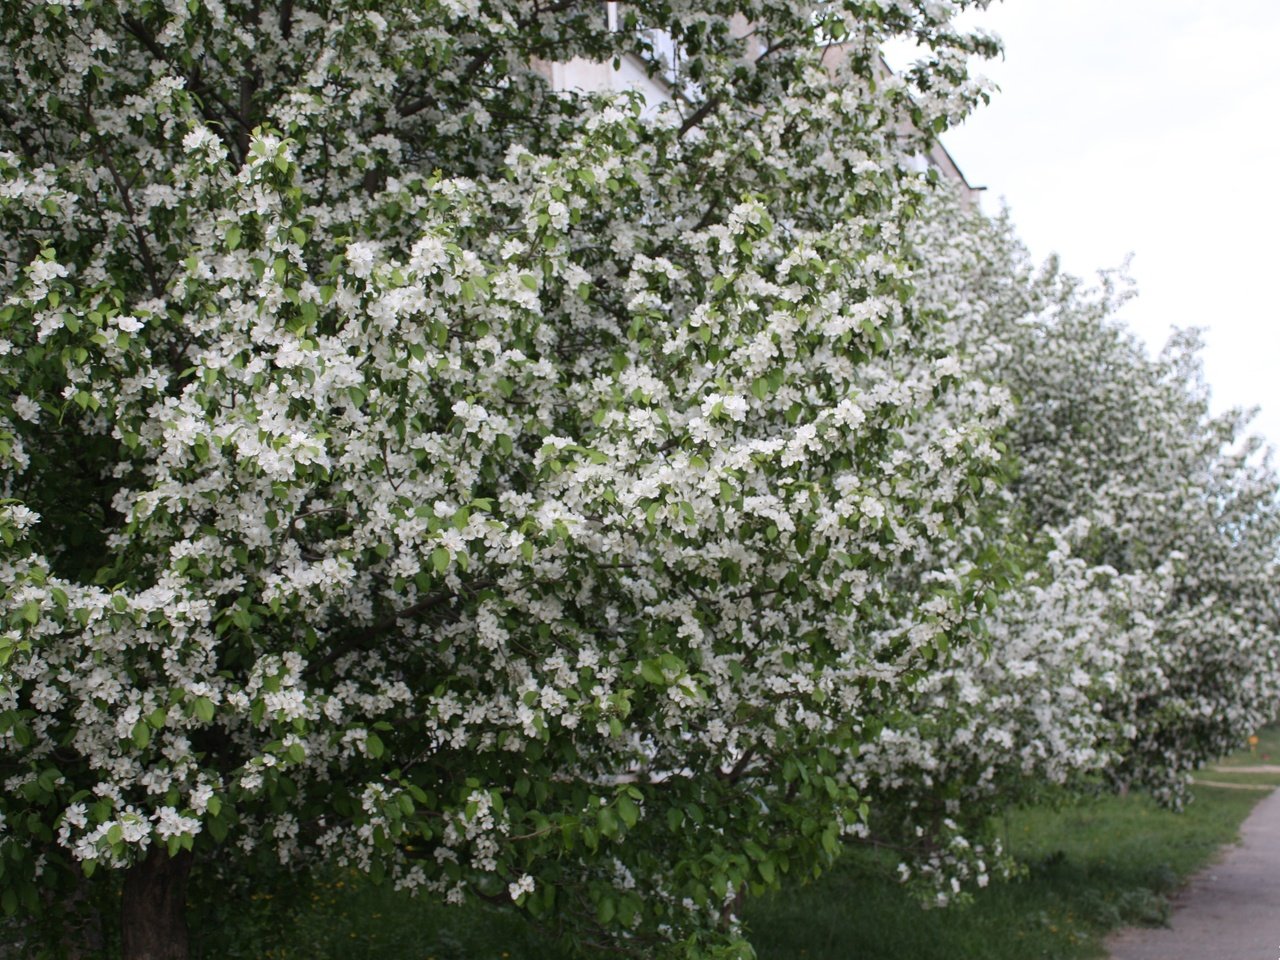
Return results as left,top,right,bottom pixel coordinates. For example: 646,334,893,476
121,848,193,960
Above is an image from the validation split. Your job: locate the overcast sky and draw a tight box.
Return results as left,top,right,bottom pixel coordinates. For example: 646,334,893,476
894,0,1280,449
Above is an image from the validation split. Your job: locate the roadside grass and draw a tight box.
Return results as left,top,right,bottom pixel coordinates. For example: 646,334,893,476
187,730,1278,960
746,784,1269,960
746,729,1280,960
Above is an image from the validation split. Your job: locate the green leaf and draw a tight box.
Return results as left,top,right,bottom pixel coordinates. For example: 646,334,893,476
616,794,639,828
193,697,215,724
431,547,450,573
617,895,639,928
598,807,618,837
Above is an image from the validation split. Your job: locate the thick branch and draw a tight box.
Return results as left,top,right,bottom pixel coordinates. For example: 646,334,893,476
678,95,722,137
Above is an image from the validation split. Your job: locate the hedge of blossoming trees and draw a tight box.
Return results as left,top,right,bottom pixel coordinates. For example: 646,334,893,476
3,0,1278,957
848,186,1280,902
0,2,1016,958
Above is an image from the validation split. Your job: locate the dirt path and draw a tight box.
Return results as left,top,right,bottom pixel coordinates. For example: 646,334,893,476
1107,786,1280,960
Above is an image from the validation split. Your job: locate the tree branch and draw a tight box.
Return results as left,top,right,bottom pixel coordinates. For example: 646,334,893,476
98,149,164,300
279,0,295,40
120,13,252,158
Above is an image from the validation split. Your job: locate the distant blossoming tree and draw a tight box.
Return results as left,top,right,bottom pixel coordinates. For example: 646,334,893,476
848,187,1280,900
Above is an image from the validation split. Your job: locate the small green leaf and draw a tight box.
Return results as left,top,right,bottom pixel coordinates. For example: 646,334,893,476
193,697,215,724
616,794,639,828
598,807,618,837
208,816,228,843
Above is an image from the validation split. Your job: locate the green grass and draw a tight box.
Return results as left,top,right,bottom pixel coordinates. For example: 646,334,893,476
179,727,1280,960
745,785,1267,960
744,730,1280,960
1192,771,1280,788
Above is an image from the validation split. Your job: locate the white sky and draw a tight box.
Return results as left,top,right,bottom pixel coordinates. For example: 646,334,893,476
893,0,1280,448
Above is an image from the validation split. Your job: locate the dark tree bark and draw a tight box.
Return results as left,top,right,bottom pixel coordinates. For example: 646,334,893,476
121,848,193,960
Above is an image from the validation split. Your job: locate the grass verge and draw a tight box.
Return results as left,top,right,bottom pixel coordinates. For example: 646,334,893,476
745,730,1280,960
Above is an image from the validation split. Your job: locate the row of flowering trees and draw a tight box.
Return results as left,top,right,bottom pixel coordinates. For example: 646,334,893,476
1,2,1276,958
852,190,1280,898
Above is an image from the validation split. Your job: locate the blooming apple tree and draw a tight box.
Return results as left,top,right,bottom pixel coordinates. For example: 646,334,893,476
0,1,1009,956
